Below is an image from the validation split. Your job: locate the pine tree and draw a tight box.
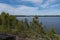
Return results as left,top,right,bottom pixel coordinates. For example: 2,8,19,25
47,27,59,40
1,12,7,32
29,16,46,38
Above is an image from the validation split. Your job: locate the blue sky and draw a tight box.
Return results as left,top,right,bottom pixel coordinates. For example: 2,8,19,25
0,0,60,15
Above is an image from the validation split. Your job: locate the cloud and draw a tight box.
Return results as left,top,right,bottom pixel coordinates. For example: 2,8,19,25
0,3,39,15
40,0,57,8
49,4,60,8
0,0,60,9
16,0,58,8
0,3,60,15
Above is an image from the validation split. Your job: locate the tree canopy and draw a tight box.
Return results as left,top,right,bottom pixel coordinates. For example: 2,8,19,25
0,12,59,40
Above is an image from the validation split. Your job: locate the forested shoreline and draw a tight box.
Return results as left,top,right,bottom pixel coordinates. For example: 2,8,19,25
0,12,59,40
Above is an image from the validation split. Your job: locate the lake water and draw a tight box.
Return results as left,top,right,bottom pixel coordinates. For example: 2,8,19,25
16,17,60,35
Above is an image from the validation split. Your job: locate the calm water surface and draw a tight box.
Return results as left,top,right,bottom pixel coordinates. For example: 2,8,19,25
16,17,60,34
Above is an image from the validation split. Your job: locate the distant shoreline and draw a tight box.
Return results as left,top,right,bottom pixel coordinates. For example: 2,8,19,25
12,15,60,17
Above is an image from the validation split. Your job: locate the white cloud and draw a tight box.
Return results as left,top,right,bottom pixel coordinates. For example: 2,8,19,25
49,4,60,8
14,6,39,15
21,0,57,8
7,0,58,8
40,0,56,8
0,3,39,15
38,9,60,15
0,3,60,15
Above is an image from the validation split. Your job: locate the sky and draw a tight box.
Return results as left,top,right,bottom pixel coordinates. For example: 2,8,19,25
0,0,60,15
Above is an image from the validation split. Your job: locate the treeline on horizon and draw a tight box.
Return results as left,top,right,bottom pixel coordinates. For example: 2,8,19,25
14,15,60,17
0,12,59,40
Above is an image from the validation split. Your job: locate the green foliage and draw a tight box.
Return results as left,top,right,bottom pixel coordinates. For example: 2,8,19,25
0,12,59,40
47,27,59,40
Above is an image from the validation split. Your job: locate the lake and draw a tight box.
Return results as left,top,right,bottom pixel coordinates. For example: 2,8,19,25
16,17,60,35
